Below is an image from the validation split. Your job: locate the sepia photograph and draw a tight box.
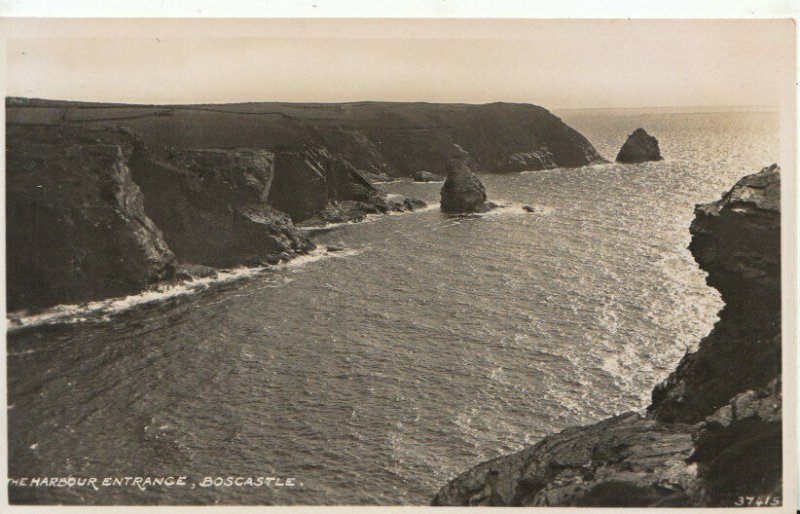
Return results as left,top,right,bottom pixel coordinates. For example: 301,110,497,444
1,8,797,511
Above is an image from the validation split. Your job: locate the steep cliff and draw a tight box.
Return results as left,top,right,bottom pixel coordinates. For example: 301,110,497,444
432,165,782,507
6,125,176,311
128,142,315,269
649,164,781,423
267,146,400,223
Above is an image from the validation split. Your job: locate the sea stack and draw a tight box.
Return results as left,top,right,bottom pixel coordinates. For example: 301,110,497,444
440,148,496,214
616,128,663,163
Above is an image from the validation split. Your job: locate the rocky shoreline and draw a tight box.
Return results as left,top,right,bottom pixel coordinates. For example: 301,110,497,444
5,124,412,312
6,98,605,312
432,164,782,507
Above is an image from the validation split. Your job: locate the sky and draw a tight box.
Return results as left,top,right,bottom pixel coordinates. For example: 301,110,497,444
2,18,796,109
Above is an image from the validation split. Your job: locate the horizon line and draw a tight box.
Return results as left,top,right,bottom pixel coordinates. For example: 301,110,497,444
5,96,780,113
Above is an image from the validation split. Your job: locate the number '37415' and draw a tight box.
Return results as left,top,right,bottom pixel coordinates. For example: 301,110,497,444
733,495,781,507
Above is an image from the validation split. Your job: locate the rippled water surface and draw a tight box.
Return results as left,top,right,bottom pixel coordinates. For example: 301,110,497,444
7,110,780,504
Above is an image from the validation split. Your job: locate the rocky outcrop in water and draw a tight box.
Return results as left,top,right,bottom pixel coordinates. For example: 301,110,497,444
433,165,782,507
615,128,663,163
439,149,496,214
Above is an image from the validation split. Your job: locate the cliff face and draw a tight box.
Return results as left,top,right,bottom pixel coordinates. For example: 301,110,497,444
7,122,418,310
313,102,606,175
267,146,396,222
433,165,782,507
128,142,315,269
6,126,176,311
649,164,781,423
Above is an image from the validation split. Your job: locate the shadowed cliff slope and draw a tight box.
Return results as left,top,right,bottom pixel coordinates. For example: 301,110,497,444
126,141,315,269
6,125,177,311
432,165,782,507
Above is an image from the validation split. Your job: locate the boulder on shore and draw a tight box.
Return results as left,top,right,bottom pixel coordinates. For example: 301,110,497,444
413,170,444,182
440,150,496,214
615,128,663,163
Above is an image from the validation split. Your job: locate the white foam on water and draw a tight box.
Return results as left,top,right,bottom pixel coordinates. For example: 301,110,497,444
386,203,441,215
298,203,441,232
286,248,361,271
519,162,616,175
298,218,379,231
465,200,554,218
7,247,362,332
600,352,623,378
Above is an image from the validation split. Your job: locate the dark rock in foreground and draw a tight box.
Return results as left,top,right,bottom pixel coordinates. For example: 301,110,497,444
433,412,698,507
433,165,782,507
650,164,781,423
433,379,781,507
413,170,444,182
615,128,663,163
